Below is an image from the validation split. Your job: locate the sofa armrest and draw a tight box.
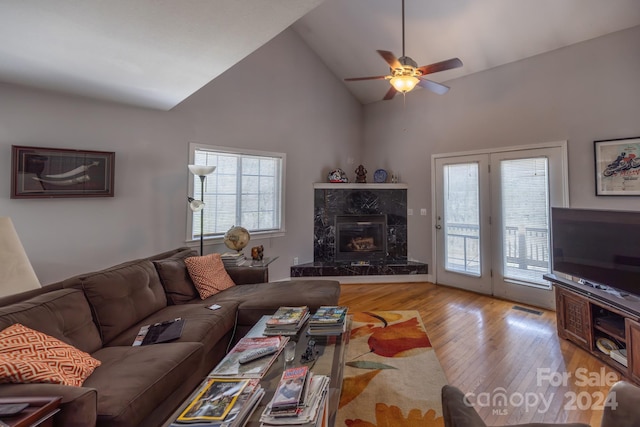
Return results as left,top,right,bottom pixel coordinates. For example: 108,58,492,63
601,380,640,427
226,266,268,285
0,383,97,427
441,385,589,427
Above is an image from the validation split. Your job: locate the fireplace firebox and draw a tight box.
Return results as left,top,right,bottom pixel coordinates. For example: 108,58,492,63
335,214,387,263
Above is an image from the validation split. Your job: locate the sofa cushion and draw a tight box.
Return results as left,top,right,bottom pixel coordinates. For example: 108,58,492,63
0,288,102,353
104,302,239,349
209,280,341,328
184,253,236,299
85,342,203,427
152,248,199,305
71,260,168,344
0,323,101,387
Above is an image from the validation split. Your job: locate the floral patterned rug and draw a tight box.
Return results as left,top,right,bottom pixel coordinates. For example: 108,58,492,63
336,311,448,427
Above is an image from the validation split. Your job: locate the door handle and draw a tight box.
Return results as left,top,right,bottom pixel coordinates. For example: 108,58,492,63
435,224,442,230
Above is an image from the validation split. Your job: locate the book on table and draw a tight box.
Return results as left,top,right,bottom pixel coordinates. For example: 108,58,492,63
266,306,309,327
307,306,348,336
171,378,264,427
221,252,246,267
307,321,347,336
308,306,348,324
259,373,330,426
264,306,310,336
270,366,310,412
210,335,286,378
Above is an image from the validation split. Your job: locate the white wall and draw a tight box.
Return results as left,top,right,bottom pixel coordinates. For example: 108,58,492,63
362,25,640,269
2,24,638,286
0,28,362,285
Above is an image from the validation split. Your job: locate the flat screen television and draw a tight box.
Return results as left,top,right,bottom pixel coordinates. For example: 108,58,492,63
551,207,640,297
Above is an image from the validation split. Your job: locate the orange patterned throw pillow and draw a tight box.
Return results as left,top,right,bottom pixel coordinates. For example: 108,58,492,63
0,323,101,387
184,253,236,299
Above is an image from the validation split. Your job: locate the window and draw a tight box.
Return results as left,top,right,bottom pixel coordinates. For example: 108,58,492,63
187,142,285,243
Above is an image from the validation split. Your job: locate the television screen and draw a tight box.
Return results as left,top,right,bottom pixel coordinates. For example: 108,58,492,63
551,207,640,296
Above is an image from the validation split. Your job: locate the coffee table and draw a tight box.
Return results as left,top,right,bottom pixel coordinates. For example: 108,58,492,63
164,315,350,427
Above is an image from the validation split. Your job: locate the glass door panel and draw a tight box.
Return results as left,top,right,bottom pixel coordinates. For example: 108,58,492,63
443,163,481,276
500,157,551,287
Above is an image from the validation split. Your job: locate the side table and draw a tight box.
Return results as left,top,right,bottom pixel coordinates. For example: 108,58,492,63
0,396,61,427
226,256,278,283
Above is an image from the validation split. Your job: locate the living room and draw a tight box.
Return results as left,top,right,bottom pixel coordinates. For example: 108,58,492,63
1,2,640,426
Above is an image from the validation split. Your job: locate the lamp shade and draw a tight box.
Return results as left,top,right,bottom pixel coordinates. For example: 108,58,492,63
390,75,419,93
0,217,40,297
188,165,216,176
187,197,205,212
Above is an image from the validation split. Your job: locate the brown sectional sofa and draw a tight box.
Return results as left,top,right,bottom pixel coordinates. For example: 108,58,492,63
0,247,340,427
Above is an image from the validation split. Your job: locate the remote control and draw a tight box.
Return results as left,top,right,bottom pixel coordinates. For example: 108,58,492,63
238,346,279,364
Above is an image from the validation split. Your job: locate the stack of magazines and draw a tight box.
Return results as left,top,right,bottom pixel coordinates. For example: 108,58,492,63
171,377,264,427
210,335,287,379
307,306,348,336
221,252,246,267
264,306,310,336
260,366,329,426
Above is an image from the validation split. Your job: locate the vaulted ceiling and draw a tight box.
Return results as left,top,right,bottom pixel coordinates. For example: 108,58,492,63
1,0,638,110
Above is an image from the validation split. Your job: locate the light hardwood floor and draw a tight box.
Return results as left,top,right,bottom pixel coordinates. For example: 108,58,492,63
338,282,622,427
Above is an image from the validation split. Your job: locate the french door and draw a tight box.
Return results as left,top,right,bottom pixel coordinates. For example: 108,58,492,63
433,144,568,310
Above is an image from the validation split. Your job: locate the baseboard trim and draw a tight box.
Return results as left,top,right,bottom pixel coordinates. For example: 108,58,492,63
286,274,433,284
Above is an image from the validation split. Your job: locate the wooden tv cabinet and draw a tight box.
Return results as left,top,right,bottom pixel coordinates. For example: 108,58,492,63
545,273,640,384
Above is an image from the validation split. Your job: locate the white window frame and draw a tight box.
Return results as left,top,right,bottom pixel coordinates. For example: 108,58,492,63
186,142,286,247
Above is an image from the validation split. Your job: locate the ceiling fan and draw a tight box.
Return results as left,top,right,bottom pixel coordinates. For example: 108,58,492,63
344,0,463,101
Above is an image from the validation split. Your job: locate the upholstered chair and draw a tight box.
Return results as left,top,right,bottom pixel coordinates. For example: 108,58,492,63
442,380,640,427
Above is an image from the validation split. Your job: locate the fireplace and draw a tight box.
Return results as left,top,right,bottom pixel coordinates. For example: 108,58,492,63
335,214,387,263
292,184,427,277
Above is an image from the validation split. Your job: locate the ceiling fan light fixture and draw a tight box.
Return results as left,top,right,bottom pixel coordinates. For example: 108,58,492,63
390,75,419,93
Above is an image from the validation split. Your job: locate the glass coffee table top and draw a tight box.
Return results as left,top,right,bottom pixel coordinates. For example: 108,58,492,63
242,315,349,426
163,315,350,427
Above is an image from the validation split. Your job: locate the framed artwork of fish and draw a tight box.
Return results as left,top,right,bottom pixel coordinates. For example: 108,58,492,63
11,145,115,198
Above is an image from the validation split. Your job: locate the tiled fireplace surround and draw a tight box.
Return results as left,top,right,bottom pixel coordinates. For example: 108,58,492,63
290,183,428,277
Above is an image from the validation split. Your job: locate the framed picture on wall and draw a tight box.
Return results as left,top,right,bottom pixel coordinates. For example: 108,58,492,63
11,145,115,198
594,137,640,196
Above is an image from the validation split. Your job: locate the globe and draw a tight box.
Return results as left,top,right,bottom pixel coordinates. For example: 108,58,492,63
224,226,250,252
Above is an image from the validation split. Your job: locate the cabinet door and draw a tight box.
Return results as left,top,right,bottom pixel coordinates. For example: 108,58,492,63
626,319,640,383
556,287,592,348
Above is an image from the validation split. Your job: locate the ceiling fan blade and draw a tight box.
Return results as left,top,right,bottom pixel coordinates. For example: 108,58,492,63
417,58,463,76
417,78,450,95
344,75,388,82
377,50,402,70
383,85,398,100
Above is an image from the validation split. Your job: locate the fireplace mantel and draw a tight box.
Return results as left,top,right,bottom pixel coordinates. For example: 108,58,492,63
313,183,407,190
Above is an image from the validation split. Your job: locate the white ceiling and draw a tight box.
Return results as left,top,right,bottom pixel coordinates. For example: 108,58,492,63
0,0,323,110
0,0,639,110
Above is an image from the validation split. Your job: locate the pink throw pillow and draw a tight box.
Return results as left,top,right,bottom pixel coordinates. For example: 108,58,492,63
184,253,236,299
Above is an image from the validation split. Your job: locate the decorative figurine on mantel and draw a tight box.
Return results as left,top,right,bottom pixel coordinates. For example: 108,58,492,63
355,164,367,183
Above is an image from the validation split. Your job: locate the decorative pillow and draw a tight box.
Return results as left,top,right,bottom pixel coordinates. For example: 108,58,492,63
0,323,101,387
153,249,199,305
184,253,236,299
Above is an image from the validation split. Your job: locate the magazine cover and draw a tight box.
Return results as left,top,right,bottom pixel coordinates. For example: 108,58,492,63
266,306,308,326
310,306,348,323
211,336,284,378
271,366,309,409
177,378,248,422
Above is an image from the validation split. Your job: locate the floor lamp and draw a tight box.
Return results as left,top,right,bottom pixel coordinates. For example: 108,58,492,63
188,165,216,255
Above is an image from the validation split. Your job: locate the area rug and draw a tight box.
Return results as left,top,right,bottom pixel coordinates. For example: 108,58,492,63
336,311,448,427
